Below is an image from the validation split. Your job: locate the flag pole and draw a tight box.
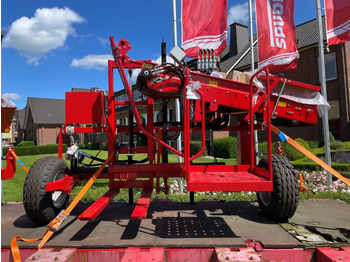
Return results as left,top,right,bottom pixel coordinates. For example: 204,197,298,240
172,0,184,193
315,0,332,185
249,0,259,165
249,0,254,70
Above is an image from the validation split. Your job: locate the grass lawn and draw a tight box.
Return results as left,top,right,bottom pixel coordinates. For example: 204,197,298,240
2,150,349,204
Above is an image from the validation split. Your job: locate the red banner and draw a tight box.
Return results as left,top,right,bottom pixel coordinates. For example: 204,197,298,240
255,0,299,72
182,0,227,58
325,0,350,45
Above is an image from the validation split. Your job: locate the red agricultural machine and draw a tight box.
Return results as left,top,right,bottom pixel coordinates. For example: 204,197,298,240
22,37,323,230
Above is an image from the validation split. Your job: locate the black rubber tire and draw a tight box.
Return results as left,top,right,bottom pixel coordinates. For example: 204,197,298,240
257,153,299,221
23,157,69,225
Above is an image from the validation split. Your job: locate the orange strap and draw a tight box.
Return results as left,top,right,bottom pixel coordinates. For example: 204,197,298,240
271,125,350,187
11,153,114,262
297,171,312,199
9,150,29,173
11,235,45,262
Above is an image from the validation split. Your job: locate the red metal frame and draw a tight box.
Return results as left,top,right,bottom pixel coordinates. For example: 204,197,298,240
45,37,321,222
1,147,16,180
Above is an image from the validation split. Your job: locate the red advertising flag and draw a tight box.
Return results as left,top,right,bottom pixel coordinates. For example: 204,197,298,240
325,0,350,45
182,0,227,58
255,0,299,72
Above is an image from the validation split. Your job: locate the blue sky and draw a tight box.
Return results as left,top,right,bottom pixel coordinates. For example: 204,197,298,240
2,0,320,109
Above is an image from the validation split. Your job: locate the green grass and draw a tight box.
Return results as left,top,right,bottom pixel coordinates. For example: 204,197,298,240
2,153,64,202
2,150,349,204
299,191,350,203
1,151,236,203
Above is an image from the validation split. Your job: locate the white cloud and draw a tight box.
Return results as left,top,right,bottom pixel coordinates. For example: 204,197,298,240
2,93,21,100
228,2,249,25
70,54,113,70
3,7,85,64
97,37,109,46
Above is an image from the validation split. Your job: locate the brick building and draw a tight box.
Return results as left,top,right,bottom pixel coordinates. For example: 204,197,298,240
220,18,350,141
18,97,66,145
115,18,349,144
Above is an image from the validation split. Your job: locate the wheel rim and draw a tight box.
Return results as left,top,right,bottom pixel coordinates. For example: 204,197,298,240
259,191,271,206
52,170,68,208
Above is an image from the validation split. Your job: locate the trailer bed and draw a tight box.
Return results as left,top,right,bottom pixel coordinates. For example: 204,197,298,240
2,199,349,250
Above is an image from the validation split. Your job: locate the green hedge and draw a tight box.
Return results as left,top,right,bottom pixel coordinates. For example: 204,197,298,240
17,141,35,147
319,132,336,147
2,144,68,156
214,137,237,159
88,142,99,150
330,142,350,151
102,142,108,151
190,141,208,157
258,142,272,155
281,138,311,161
77,143,85,149
291,161,350,177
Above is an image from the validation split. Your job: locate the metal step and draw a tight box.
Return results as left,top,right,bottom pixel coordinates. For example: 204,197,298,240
188,165,272,192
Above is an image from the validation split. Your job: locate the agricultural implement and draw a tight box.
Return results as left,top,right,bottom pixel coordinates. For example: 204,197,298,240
20,37,325,244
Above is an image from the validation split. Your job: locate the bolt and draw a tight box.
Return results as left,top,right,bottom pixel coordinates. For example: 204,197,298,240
32,256,36,260
54,257,59,260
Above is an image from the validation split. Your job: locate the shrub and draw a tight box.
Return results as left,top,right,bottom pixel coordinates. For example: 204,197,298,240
281,138,310,161
258,142,272,155
2,144,68,156
77,143,85,149
306,141,319,149
17,141,35,147
101,142,108,151
319,132,336,147
214,137,237,159
330,142,350,151
190,141,208,157
291,161,350,176
88,142,99,150
332,151,350,164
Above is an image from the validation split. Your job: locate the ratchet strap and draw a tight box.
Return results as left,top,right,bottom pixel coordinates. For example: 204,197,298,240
271,125,350,187
297,171,312,198
9,149,29,173
11,153,114,262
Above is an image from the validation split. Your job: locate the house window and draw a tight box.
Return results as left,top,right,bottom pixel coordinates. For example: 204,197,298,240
120,117,128,126
167,108,173,122
154,111,159,122
141,114,147,125
324,53,337,81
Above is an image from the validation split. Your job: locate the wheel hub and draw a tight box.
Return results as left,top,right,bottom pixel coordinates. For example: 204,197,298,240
52,170,68,208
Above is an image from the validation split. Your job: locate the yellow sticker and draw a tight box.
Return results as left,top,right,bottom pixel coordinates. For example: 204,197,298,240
278,101,287,107
142,62,153,69
209,81,218,87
